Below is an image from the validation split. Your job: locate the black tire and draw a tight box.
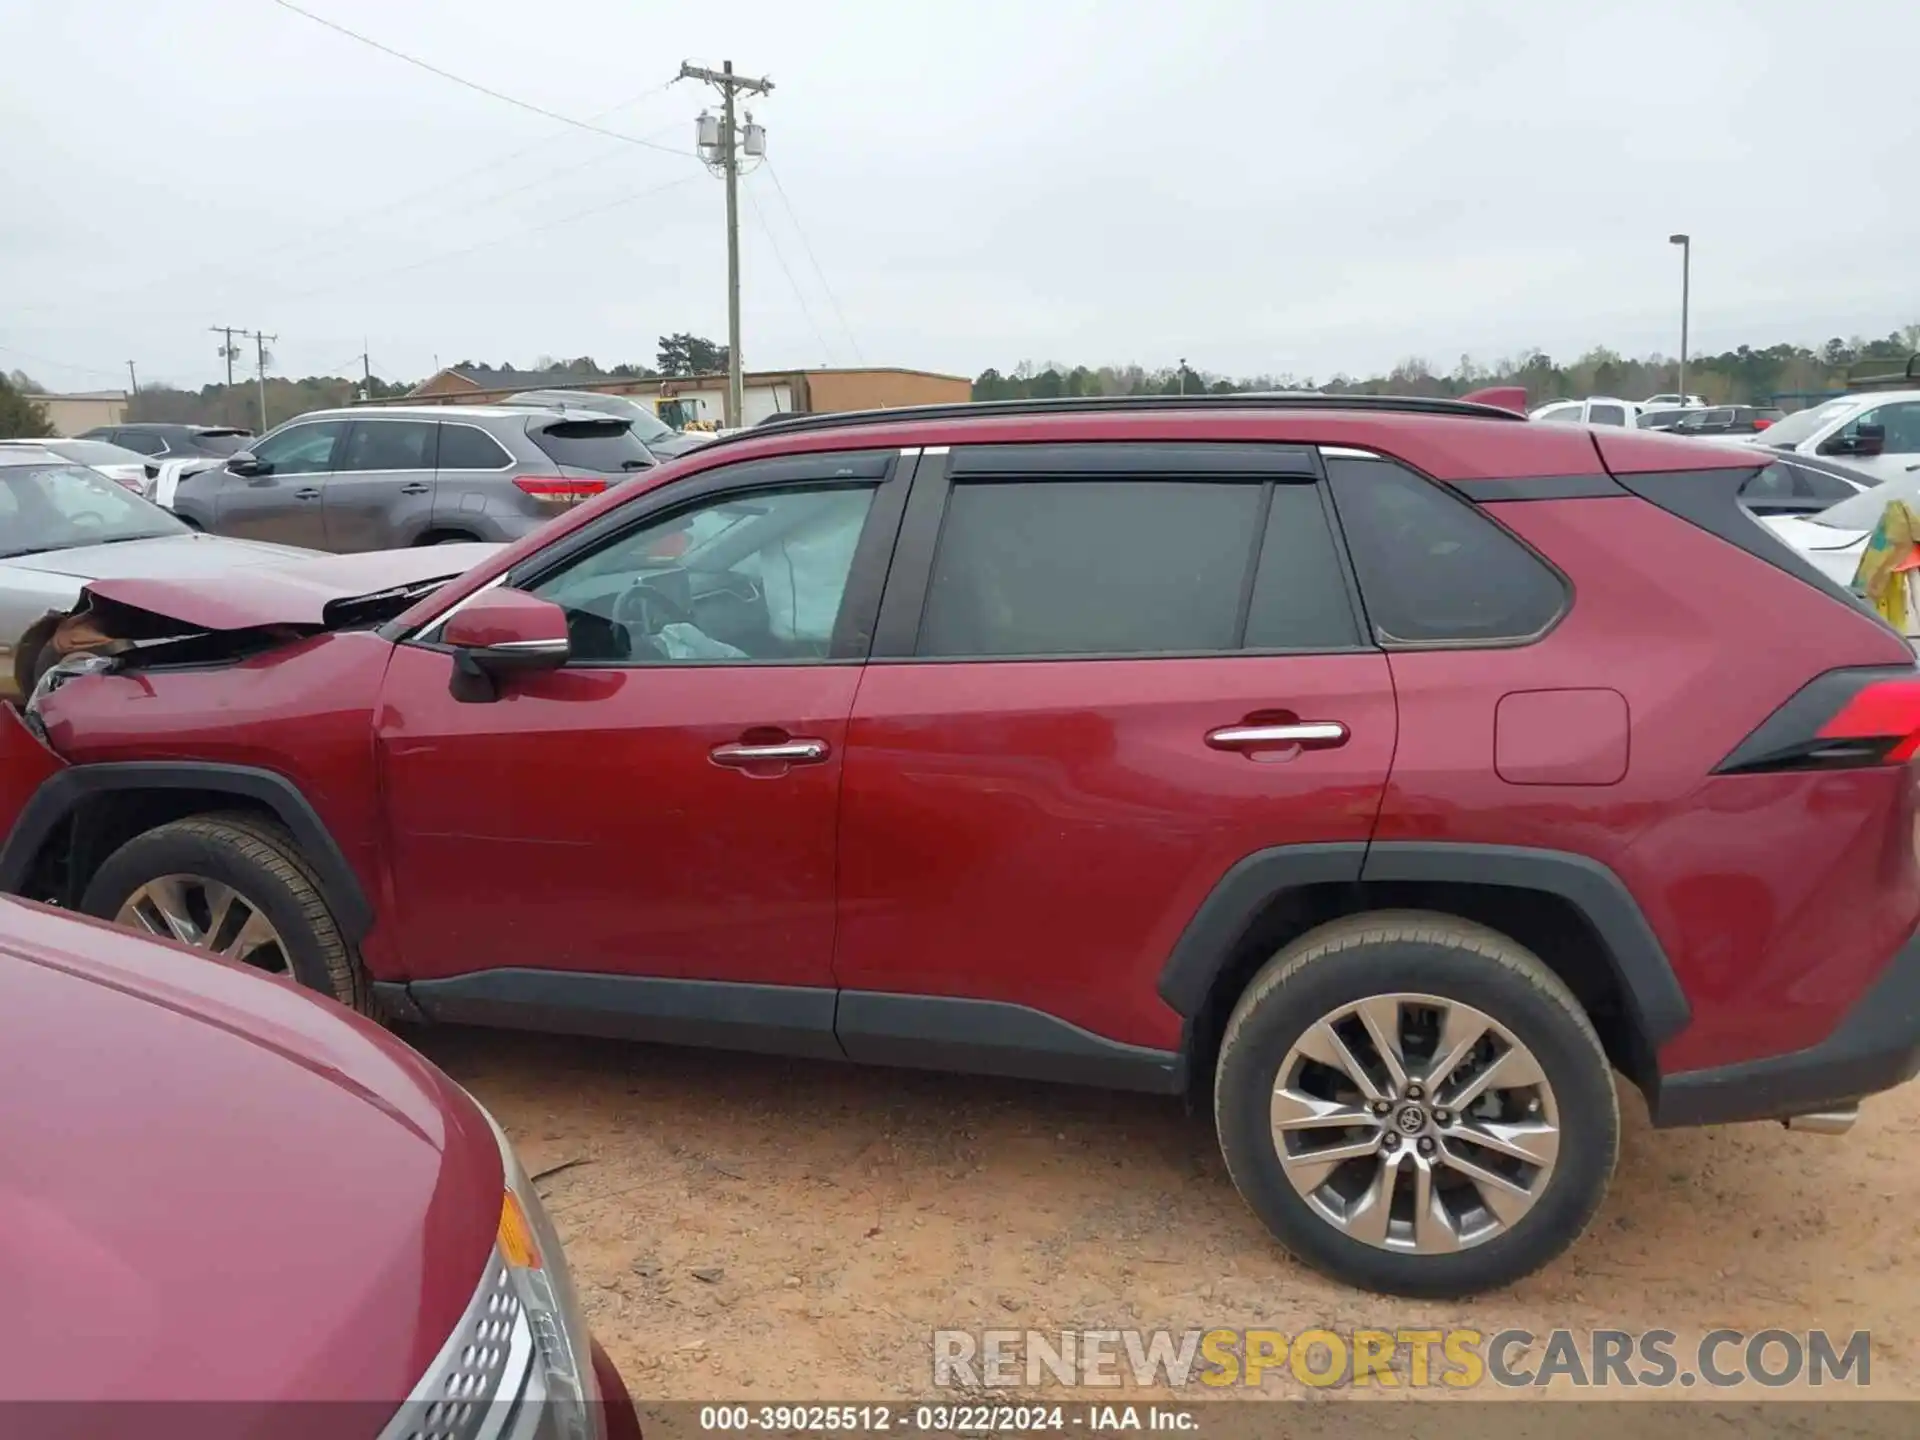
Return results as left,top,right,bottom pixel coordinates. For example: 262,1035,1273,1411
80,812,369,1013
1213,910,1618,1297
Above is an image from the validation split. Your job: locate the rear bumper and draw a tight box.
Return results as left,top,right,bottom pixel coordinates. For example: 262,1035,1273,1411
1652,924,1920,1127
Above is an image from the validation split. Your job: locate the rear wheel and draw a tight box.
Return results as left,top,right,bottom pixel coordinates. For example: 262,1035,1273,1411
1213,911,1618,1297
80,813,368,1012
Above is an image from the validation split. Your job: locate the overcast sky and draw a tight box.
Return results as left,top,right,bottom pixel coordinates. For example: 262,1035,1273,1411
3,0,1915,393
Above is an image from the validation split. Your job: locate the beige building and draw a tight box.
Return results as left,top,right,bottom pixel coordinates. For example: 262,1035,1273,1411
30,391,129,434
396,366,971,427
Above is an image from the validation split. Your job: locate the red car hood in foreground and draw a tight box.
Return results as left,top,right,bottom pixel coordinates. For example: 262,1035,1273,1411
78,543,500,632
0,897,502,1401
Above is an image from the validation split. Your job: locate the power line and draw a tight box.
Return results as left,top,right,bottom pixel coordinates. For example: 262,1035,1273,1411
270,0,694,160
0,343,130,384
743,180,834,365
763,160,863,364
269,171,705,305
14,93,682,319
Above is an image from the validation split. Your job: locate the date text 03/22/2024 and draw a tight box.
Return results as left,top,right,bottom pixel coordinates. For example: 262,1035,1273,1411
697,1404,1196,1432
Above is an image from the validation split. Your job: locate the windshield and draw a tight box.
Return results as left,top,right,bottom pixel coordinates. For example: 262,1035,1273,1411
45,439,148,466
1757,399,1861,449
1811,471,1920,531
0,463,189,557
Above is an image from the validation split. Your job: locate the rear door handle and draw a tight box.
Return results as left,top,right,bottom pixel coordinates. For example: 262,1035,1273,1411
294,487,321,500
1206,721,1349,751
399,482,432,494
711,738,830,768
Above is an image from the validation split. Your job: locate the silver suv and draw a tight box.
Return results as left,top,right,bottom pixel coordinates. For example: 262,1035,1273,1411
168,405,657,550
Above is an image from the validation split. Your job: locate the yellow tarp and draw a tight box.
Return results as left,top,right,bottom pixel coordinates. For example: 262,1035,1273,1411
1852,499,1920,631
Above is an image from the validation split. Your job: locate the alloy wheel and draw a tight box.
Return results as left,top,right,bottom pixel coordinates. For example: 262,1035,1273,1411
1271,992,1559,1253
115,873,292,976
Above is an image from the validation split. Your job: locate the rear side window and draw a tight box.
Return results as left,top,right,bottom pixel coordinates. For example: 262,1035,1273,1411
918,481,1261,656
527,419,653,473
1244,483,1363,649
438,422,512,469
915,477,1362,657
1326,457,1566,645
1586,403,1627,426
116,431,166,455
339,419,436,472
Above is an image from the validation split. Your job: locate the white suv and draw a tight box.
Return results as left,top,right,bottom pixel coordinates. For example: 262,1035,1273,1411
1529,397,1641,427
1734,390,1920,485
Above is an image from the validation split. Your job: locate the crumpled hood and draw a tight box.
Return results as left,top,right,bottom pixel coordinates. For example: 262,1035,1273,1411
78,542,500,631
4,533,314,581
0,897,502,1400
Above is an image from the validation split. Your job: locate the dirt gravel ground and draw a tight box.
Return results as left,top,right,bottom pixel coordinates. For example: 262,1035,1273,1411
414,1024,1919,1409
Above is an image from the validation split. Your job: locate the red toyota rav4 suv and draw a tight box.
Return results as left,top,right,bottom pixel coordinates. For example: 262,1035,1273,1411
5,394,1919,1298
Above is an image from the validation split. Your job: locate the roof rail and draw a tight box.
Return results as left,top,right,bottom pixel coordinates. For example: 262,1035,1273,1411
703,392,1529,452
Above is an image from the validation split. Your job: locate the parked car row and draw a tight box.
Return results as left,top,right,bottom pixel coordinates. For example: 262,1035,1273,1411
10,391,1920,1307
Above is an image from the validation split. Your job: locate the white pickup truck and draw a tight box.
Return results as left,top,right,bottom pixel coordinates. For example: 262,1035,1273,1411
1722,387,1920,486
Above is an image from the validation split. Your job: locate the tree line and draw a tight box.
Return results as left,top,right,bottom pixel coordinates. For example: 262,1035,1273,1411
973,326,1920,407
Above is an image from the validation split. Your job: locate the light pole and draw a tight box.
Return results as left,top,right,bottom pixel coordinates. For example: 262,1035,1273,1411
1669,233,1690,402
1178,357,1187,396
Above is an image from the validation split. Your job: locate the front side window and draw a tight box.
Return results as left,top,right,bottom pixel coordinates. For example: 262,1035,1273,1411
114,430,167,455
0,463,188,557
1848,401,1920,454
529,485,877,663
1535,404,1584,425
1325,456,1566,645
338,420,437,473
251,421,346,475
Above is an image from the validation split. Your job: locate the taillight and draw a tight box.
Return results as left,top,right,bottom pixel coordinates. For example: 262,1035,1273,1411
1753,417,1774,430
1716,667,1920,774
114,477,143,492
513,477,607,506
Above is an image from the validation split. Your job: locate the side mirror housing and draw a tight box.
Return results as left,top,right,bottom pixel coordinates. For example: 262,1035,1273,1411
442,589,571,702
228,452,268,476
1854,423,1888,457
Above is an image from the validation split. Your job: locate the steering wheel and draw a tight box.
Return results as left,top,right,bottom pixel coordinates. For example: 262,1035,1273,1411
611,578,695,643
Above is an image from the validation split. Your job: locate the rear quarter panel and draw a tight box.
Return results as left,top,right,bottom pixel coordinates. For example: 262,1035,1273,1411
1376,494,1920,1070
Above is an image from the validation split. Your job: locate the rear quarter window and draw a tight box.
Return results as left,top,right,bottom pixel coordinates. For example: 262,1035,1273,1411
1325,456,1567,645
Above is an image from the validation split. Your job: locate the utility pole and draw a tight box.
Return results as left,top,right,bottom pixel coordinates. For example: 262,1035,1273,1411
245,330,276,432
1669,233,1691,401
361,342,373,402
125,360,138,395
209,326,241,388
1178,357,1187,396
681,59,773,429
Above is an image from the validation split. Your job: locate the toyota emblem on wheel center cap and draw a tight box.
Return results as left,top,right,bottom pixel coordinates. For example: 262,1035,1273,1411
1395,1105,1427,1135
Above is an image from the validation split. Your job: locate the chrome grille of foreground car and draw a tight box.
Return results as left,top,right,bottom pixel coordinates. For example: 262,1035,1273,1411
380,1251,539,1440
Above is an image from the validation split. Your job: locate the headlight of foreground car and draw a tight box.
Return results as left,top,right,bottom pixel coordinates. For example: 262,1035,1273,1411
380,1105,602,1440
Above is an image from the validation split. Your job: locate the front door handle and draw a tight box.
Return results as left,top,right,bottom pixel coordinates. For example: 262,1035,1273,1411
1207,721,1349,751
294,487,321,500
711,738,830,768
399,482,431,494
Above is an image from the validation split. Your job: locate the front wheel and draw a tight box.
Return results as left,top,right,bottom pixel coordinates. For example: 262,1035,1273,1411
80,813,368,1012
1213,911,1618,1297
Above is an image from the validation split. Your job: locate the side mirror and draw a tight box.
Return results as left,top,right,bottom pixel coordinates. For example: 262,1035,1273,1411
1854,423,1887,457
442,589,571,703
228,452,269,476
